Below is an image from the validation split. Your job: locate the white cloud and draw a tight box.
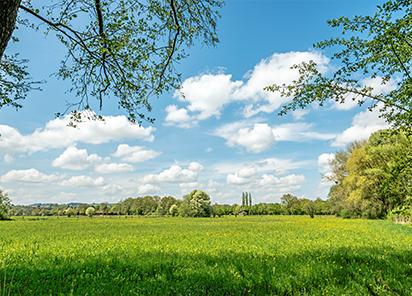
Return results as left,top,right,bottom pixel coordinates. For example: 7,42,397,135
332,76,398,111
164,105,198,128
292,109,310,120
165,51,330,128
232,51,330,118
0,169,63,184
226,174,249,185
237,167,258,178
49,192,78,203
272,123,336,142
258,174,306,191
317,153,335,173
224,123,276,153
112,144,161,163
100,184,132,196
52,146,102,170
4,154,14,164
0,112,155,155
59,176,106,187
140,164,198,184
178,182,200,189
94,163,135,174
212,157,310,178
214,121,335,153
319,172,335,188
226,167,257,185
174,73,243,120
362,76,398,96
205,147,213,153
188,162,204,172
331,103,389,147
137,184,162,195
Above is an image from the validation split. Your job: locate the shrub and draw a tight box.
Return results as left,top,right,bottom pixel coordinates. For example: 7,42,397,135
340,209,351,219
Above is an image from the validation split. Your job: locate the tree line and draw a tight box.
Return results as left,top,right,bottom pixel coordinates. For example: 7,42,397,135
324,129,412,222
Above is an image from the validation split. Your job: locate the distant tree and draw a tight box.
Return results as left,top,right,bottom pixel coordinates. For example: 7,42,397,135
78,203,89,215
281,194,300,215
120,198,134,215
86,207,96,217
100,202,109,215
249,192,252,207
65,207,73,217
178,200,195,217
180,190,212,217
41,208,50,216
169,204,178,217
215,205,225,217
0,190,11,220
109,204,120,215
303,202,317,218
154,206,164,216
32,208,40,216
160,196,178,214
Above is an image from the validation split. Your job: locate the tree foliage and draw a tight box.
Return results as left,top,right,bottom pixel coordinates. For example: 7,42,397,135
280,193,300,215
1,0,223,124
326,129,412,217
265,0,412,130
0,190,11,220
180,190,211,217
86,206,96,217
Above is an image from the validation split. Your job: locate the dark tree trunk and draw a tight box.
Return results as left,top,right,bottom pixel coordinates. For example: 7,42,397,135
0,0,21,59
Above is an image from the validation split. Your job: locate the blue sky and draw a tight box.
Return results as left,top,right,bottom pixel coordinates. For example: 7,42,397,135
0,0,391,205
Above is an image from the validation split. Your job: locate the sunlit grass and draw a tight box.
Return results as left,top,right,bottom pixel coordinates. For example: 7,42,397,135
1,216,412,295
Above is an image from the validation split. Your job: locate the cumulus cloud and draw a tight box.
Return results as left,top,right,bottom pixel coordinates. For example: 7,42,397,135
59,176,106,187
165,51,330,128
178,182,200,189
112,144,161,163
95,163,135,174
233,51,330,117
331,103,389,147
258,174,306,191
164,105,198,128
173,73,243,120
140,164,198,184
226,167,258,185
226,174,250,185
214,121,335,153
137,184,162,195
4,154,14,164
317,153,335,173
0,169,63,184
100,184,133,196
0,112,155,155
52,146,102,170
226,123,276,153
188,162,204,172
292,109,310,120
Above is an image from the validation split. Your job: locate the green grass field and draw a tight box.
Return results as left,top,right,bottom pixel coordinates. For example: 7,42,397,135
1,216,412,295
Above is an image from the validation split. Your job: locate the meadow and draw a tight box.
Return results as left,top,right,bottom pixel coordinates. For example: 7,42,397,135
1,215,412,295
